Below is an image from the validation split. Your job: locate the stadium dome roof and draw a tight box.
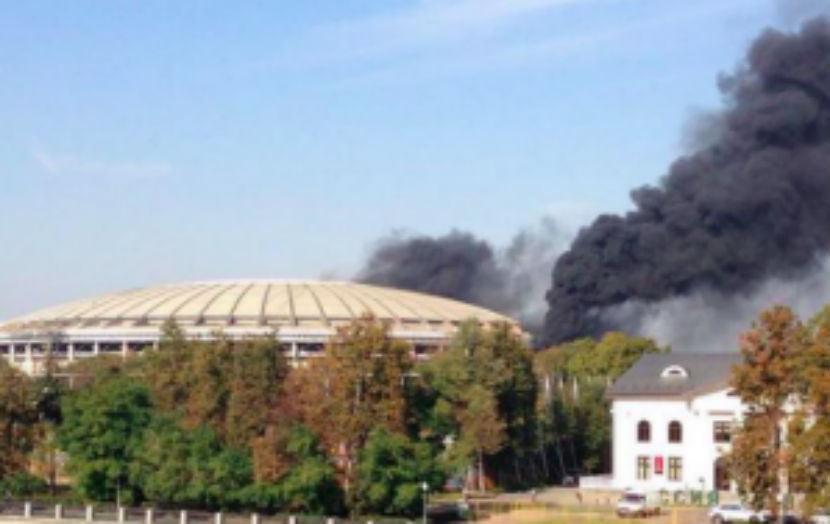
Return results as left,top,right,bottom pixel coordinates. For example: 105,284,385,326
0,280,515,334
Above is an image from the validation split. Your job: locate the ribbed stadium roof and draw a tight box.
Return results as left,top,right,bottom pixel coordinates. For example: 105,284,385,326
0,280,515,334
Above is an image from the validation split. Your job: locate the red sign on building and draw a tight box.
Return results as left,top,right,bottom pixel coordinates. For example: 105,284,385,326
654,455,664,475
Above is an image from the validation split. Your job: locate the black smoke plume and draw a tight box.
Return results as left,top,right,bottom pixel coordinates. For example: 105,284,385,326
358,230,502,303
543,17,830,344
358,220,565,336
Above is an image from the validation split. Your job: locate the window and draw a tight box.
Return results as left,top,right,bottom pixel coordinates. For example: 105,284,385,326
714,421,731,443
637,456,650,480
622,494,646,503
637,420,651,442
668,421,683,443
668,457,682,481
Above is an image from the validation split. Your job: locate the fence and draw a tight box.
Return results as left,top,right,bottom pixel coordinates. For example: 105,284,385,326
0,503,412,524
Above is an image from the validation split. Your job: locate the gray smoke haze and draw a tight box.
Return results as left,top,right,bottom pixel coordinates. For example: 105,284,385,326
479,218,569,335
602,256,830,352
357,218,567,336
775,0,830,28
543,17,830,345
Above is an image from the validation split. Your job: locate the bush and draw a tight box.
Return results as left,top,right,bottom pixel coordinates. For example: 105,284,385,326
0,472,48,497
354,428,444,517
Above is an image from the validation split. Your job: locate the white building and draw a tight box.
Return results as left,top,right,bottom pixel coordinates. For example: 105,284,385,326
606,353,745,493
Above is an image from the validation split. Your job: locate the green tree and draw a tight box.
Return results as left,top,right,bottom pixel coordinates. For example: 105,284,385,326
534,332,664,478
247,425,343,515
787,305,830,514
131,418,251,509
63,354,130,389
142,320,196,418
568,332,665,378
570,382,611,472
536,332,665,381
58,374,152,503
354,428,444,517
144,323,289,450
287,315,413,502
0,360,37,481
225,337,289,449
729,306,805,520
0,471,47,497
454,385,505,491
421,320,537,489
181,337,233,435
31,344,66,494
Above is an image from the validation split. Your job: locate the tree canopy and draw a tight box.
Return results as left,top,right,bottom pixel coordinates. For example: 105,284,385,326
0,360,39,482
420,321,537,489
533,332,665,476
729,305,830,519
58,374,152,503
15,306,829,518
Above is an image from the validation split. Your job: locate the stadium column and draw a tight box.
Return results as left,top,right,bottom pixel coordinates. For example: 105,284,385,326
24,343,32,375
291,342,299,365
68,342,75,362
93,341,100,356
121,340,129,360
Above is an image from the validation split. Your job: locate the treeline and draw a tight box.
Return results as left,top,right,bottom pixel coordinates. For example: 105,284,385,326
534,332,666,475
728,305,829,519
0,316,667,517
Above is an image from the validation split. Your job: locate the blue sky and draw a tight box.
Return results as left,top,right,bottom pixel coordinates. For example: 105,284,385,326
0,0,822,318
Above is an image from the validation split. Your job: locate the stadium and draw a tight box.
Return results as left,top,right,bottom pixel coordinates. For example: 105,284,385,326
0,279,519,375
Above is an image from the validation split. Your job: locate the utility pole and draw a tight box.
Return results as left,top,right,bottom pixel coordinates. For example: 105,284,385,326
421,481,429,524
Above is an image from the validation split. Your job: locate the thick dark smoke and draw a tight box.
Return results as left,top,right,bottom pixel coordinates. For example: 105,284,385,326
358,230,503,302
543,18,830,344
358,220,566,337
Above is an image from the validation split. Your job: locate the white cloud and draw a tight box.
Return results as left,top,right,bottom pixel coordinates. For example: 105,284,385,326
266,0,762,87
33,150,172,181
270,0,594,70
348,0,586,40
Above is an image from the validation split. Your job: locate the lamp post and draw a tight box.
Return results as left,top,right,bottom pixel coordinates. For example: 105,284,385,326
421,481,429,524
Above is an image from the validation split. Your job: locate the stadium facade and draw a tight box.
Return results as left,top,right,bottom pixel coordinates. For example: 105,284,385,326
0,279,519,375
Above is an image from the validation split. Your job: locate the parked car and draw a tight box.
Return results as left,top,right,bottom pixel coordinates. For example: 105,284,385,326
616,491,661,518
708,503,770,523
807,509,830,524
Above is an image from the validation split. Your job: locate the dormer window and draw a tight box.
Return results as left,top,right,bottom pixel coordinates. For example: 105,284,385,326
660,365,689,379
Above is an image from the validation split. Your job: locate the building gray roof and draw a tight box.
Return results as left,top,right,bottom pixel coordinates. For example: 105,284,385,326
605,353,742,399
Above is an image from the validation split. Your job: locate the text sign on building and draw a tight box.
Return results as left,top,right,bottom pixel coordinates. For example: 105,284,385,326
654,455,664,475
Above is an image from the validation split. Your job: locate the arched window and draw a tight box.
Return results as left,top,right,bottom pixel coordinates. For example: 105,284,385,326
637,420,651,442
668,421,682,443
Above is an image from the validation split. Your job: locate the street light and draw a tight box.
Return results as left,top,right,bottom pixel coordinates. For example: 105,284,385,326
421,481,429,524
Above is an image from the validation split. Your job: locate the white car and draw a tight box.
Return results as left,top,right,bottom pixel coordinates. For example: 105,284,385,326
616,492,661,518
708,503,770,524
808,509,830,524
